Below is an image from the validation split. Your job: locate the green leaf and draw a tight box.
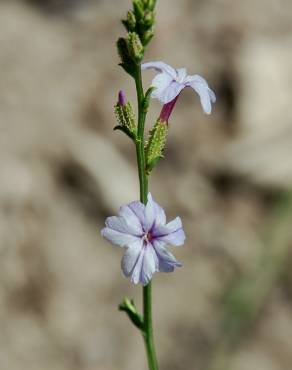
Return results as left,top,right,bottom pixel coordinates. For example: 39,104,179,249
114,125,136,141
119,297,144,331
142,86,156,112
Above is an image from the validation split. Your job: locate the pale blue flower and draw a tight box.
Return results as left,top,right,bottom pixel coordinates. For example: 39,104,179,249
101,193,185,285
142,61,216,114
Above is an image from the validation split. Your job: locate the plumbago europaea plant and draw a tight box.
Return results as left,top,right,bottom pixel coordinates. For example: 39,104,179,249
101,1,216,369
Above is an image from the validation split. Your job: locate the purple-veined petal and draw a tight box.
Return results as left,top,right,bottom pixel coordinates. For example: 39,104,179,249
101,227,140,247
130,246,145,284
142,61,177,79
144,193,157,232
153,199,166,227
105,216,140,236
127,200,146,227
158,81,185,104
153,240,182,272
118,205,144,235
140,243,159,285
154,217,186,246
151,72,173,99
121,239,143,277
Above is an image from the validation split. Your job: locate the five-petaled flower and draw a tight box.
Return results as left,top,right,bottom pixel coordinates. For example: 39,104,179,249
142,61,216,115
101,193,185,285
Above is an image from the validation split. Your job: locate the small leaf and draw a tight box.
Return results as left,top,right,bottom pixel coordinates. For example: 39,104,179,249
114,125,136,141
142,86,156,112
119,297,144,331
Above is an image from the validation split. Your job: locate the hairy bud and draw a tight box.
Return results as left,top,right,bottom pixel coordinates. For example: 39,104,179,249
115,91,137,137
145,119,168,173
127,32,144,63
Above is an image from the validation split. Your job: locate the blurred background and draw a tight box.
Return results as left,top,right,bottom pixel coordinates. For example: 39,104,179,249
1,0,292,369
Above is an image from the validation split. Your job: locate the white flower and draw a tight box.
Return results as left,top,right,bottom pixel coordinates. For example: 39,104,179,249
101,193,185,285
142,61,216,114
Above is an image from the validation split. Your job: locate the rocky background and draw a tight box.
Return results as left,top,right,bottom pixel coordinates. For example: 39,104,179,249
1,0,292,369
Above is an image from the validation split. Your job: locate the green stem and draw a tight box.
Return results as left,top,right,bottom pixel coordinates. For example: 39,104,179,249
134,65,159,370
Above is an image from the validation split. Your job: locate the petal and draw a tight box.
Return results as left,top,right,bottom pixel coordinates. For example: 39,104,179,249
154,217,186,246
208,88,216,103
140,244,158,285
176,68,187,82
186,74,209,86
144,193,156,232
130,247,145,284
128,201,146,227
141,61,177,79
187,75,216,114
118,205,144,235
153,199,166,227
151,72,173,99
101,227,140,247
121,239,143,277
158,81,185,104
105,216,139,236
153,241,182,272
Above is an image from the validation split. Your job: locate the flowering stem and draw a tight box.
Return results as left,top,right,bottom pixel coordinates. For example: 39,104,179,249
134,64,159,370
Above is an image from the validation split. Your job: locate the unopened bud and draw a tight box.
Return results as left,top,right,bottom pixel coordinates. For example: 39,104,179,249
118,90,127,106
142,30,154,46
144,11,155,27
133,0,144,20
117,37,130,65
115,91,137,135
143,0,156,10
145,119,168,173
127,32,144,63
127,10,136,30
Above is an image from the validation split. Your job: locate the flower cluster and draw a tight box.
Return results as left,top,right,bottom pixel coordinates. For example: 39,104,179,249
101,193,185,285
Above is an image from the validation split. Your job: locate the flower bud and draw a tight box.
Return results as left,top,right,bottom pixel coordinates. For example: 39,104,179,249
143,0,156,10
127,10,136,29
117,37,131,66
133,0,144,20
118,90,127,106
115,91,137,136
127,32,144,63
116,38,136,76
122,10,136,32
145,119,168,173
141,30,154,46
144,10,155,27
